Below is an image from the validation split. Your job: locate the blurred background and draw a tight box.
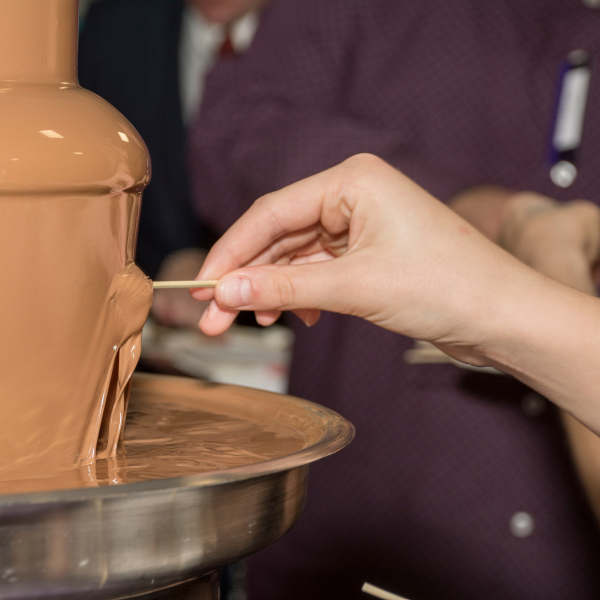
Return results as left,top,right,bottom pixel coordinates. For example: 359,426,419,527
77,1,600,600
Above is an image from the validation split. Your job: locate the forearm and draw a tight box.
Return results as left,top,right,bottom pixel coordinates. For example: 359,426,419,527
482,269,600,434
451,186,600,427
507,212,600,519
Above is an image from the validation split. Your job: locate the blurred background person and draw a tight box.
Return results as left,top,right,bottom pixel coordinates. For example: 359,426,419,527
186,0,600,599
78,0,600,598
79,0,270,328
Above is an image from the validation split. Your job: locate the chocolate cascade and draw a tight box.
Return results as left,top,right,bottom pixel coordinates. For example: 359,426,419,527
0,0,152,480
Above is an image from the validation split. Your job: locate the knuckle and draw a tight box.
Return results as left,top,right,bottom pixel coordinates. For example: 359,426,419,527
346,153,383,168
252,192,287,236
338,154,383,195
343,153,385,180
270,273,295,309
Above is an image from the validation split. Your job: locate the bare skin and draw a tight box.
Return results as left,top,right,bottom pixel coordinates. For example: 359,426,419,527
452,186,600,524
192,154,600,436
507,197,600,524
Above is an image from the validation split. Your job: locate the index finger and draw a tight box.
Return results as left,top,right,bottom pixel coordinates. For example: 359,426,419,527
197,163,351,282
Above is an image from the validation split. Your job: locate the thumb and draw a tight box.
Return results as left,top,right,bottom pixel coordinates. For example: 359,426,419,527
214,262,341,314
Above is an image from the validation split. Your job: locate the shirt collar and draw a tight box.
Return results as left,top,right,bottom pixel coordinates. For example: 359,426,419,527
185,5,259,55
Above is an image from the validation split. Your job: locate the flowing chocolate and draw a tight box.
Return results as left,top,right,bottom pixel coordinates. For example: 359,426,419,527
0,0,309,494
0,376,315,495
0,0,152,480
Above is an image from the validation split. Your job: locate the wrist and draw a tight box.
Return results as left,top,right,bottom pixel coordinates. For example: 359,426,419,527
480,264,600,421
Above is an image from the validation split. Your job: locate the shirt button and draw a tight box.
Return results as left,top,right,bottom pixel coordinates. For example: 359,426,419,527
582,0,600,7
510,512,535,538
521,392,546,417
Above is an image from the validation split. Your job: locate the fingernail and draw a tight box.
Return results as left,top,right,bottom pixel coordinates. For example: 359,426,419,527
299,311,313,327
219,276,252,308
297,310,319,328
305,314,317,327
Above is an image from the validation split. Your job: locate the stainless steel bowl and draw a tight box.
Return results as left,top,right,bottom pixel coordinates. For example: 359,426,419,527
0,374,354,599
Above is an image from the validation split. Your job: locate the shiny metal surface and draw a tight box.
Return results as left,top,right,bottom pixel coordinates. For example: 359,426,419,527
0,375,354,599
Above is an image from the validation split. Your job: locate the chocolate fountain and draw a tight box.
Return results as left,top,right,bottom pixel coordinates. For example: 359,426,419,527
0,1,353,598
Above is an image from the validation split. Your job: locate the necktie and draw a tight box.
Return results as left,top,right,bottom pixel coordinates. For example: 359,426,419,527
219,30,235,58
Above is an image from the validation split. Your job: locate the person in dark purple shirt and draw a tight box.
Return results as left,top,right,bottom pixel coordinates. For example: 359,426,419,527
187,1,600,599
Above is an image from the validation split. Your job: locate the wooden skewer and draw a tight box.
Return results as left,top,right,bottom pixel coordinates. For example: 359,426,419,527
152,280,218,290
362,583,411,600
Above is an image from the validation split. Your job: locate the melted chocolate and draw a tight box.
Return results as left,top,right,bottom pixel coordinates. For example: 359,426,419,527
0,1,309,495
0,193,153,480
0,0,152,480
0,376,312,494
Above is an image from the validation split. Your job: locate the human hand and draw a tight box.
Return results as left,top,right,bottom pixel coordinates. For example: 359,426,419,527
192,154,535,367
152,248,209,329
498,192,600,295
188,155,600,434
